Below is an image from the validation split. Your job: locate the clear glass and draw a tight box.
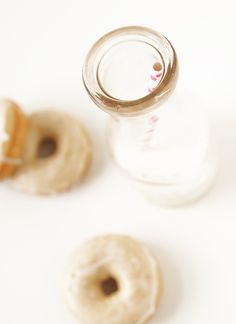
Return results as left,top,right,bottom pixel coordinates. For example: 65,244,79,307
83,26,218,206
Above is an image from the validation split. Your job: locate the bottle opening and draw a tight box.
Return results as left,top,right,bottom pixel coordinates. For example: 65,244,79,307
98,40,164,101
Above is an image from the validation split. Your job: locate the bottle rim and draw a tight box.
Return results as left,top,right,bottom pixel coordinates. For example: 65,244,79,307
83,26,179,116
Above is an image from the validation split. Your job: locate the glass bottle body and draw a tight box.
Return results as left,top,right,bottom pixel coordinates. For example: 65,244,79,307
106,93,218,205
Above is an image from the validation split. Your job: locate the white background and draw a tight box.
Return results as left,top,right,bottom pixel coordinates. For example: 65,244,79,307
0,0,236,323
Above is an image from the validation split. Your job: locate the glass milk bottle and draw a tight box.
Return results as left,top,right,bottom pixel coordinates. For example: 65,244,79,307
83,26,218,206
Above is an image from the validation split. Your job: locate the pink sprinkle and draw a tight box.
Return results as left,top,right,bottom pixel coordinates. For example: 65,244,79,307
151,74,157,81
149,115,159,124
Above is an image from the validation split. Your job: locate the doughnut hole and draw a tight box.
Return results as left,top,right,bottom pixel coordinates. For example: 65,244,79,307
100,276,119,296
82,268,120,300
38,136,57,159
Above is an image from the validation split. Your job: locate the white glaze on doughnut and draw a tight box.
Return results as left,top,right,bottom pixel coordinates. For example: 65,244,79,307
65,255,114,315
0,100,22,165
0,103,9,161
64,235,160,324
136,245,160,324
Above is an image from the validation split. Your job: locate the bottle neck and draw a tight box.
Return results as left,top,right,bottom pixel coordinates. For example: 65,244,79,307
109,91,181,124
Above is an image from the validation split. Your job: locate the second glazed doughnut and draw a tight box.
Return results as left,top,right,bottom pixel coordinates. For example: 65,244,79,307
12,110,92,194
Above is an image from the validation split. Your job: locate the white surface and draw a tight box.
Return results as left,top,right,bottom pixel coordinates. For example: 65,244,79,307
0,0,236,323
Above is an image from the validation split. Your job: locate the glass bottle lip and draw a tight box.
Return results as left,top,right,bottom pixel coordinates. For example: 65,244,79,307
83,26,179,117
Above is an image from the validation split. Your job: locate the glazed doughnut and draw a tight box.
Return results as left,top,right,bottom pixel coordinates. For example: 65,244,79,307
0,99,28,180
12,110,92,195
64,235,160,324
